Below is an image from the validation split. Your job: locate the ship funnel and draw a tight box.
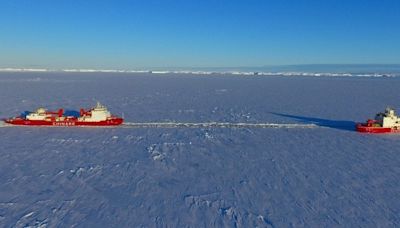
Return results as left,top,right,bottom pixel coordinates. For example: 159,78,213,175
58,109,64,117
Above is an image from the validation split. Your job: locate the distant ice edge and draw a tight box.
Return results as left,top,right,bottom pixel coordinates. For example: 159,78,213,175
0,68,398,78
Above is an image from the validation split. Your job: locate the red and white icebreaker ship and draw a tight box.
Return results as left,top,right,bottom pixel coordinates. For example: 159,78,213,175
356,107,400,133
3,102,123,126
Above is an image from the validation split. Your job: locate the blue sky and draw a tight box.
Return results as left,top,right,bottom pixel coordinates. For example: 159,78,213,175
0,0,399,69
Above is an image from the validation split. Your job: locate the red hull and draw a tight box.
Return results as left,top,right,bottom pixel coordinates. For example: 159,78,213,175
356,123,400,133
4,117,123,127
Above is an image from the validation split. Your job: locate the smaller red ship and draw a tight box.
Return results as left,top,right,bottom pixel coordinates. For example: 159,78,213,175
356,107,400,133
3,102,123,127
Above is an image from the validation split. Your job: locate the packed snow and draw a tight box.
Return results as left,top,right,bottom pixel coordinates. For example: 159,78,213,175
0,72,399,227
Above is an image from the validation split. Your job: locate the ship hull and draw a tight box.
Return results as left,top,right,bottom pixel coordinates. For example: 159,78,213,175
4,118,123,127
356,123,400,133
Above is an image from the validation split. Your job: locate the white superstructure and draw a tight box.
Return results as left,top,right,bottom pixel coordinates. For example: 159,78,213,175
375,108,400,128
78,102,112,122
26,108,48,120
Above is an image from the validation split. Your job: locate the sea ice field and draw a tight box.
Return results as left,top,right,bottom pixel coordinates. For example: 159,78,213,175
0,72,399,227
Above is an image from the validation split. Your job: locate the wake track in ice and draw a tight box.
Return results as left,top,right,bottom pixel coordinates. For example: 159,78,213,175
122,122,317,129
0,121,12,128
0,121,318,129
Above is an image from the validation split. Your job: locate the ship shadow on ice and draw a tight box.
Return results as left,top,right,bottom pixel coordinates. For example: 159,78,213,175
271,112,356,132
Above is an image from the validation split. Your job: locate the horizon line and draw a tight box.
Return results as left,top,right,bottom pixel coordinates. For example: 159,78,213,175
1,66,400,78
1,63,400,72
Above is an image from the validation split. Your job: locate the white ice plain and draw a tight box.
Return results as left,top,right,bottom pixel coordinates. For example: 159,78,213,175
0,72,399,227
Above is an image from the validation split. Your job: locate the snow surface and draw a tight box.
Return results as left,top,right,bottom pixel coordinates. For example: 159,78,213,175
0,72,400,227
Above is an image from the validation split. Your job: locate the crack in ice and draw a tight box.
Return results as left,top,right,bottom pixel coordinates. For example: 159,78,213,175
122,122,318,129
